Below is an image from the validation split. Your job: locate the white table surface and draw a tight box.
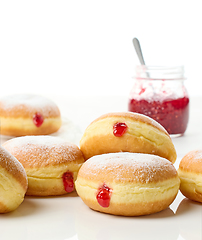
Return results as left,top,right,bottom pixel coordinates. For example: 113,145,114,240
0,95,202,240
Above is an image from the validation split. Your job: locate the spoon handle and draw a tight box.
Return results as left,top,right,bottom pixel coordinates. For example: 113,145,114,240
132,38,146,65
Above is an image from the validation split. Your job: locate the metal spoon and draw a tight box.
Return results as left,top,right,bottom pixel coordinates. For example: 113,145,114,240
132,37,146,65
132,37,150,78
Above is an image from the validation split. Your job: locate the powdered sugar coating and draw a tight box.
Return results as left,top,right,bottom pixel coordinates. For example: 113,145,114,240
0,94,60,117
179,150,202,172
5,135,69,147
3,136,84,168
79,152,177,183
0,145,28,188
0,94,56,109
185,150,202,163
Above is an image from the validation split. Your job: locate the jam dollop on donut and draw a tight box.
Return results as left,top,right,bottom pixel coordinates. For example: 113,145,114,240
3,136,85,196
75,152,180,216
33,112,44,127
0,94,62,136
113,122,128,137
62,171,74,193
96,183,112,208
80,112,177,163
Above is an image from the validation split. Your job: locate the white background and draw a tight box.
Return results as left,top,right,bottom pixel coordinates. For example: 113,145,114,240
0,0,202,97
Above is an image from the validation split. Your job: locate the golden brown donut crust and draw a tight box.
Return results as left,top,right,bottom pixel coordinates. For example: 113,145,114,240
75,152,180,216
92,112,169,134
80,112,177,163
0,94,62,136
78,153,177,183
0,145,28,213
178,150,202,173
178,150,202,203
0,94,60,118
3,136,85,196
0,118,62,136
3,137,84,169
0,146,27,190
79,196,178,216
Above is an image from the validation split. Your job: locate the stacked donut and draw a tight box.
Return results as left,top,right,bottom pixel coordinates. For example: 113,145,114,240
1,135,85,213
75,112,180,216
0,94,85,213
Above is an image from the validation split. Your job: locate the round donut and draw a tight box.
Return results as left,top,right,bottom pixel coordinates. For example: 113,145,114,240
0,94,62,136
80,112,177,163
178,150,202,203
75,152,180,216
3,136,85,196
0,145,28,213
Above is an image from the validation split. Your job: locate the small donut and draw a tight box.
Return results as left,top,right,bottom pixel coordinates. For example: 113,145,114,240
75,152,180,216
178,150,202,203
80,112,177,163
0,145,28,213
0,94,62,136
3,136,85,196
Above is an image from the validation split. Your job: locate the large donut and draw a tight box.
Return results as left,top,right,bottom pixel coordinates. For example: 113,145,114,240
3,136,85,196
80,112,177,163
0,94,62,136
0,145,28,213
75,152,180,216
178,150,202,203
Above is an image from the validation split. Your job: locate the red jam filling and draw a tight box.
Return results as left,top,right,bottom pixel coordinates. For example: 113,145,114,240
33,112,44,127
62,172,74,193
113,122,128,137
96,183,112,208
128,96,189,134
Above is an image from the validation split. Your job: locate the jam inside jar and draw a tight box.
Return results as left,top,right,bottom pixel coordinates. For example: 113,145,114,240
128,66,189,135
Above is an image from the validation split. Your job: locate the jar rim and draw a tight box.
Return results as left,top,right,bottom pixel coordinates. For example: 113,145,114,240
135,65,185,80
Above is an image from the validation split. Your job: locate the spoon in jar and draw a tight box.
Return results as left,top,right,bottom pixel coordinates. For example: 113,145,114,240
132,37,150,78
132,38,146,65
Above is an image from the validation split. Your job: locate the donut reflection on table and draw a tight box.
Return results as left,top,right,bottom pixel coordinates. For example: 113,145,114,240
176,198,202,240
75,201,179,240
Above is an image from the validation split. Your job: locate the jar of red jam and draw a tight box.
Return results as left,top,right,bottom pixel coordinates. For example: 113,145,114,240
128,65,189,136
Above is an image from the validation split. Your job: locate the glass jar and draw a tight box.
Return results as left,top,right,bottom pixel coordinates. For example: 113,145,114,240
128,65,189,135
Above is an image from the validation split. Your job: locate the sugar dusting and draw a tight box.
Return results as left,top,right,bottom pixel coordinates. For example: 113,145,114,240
82,152,176,183
5,135,68,147
0,94,56,108
0,145,27,180
189,150,202,163
180,150,202,170
3,136,82,168
0,94,59,115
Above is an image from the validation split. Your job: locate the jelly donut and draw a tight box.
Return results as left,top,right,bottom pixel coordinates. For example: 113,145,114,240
0,94,62,136
80,112,177,163
0,145,28,213
178,150,202,203
3,136,85,196
75,152,180,216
